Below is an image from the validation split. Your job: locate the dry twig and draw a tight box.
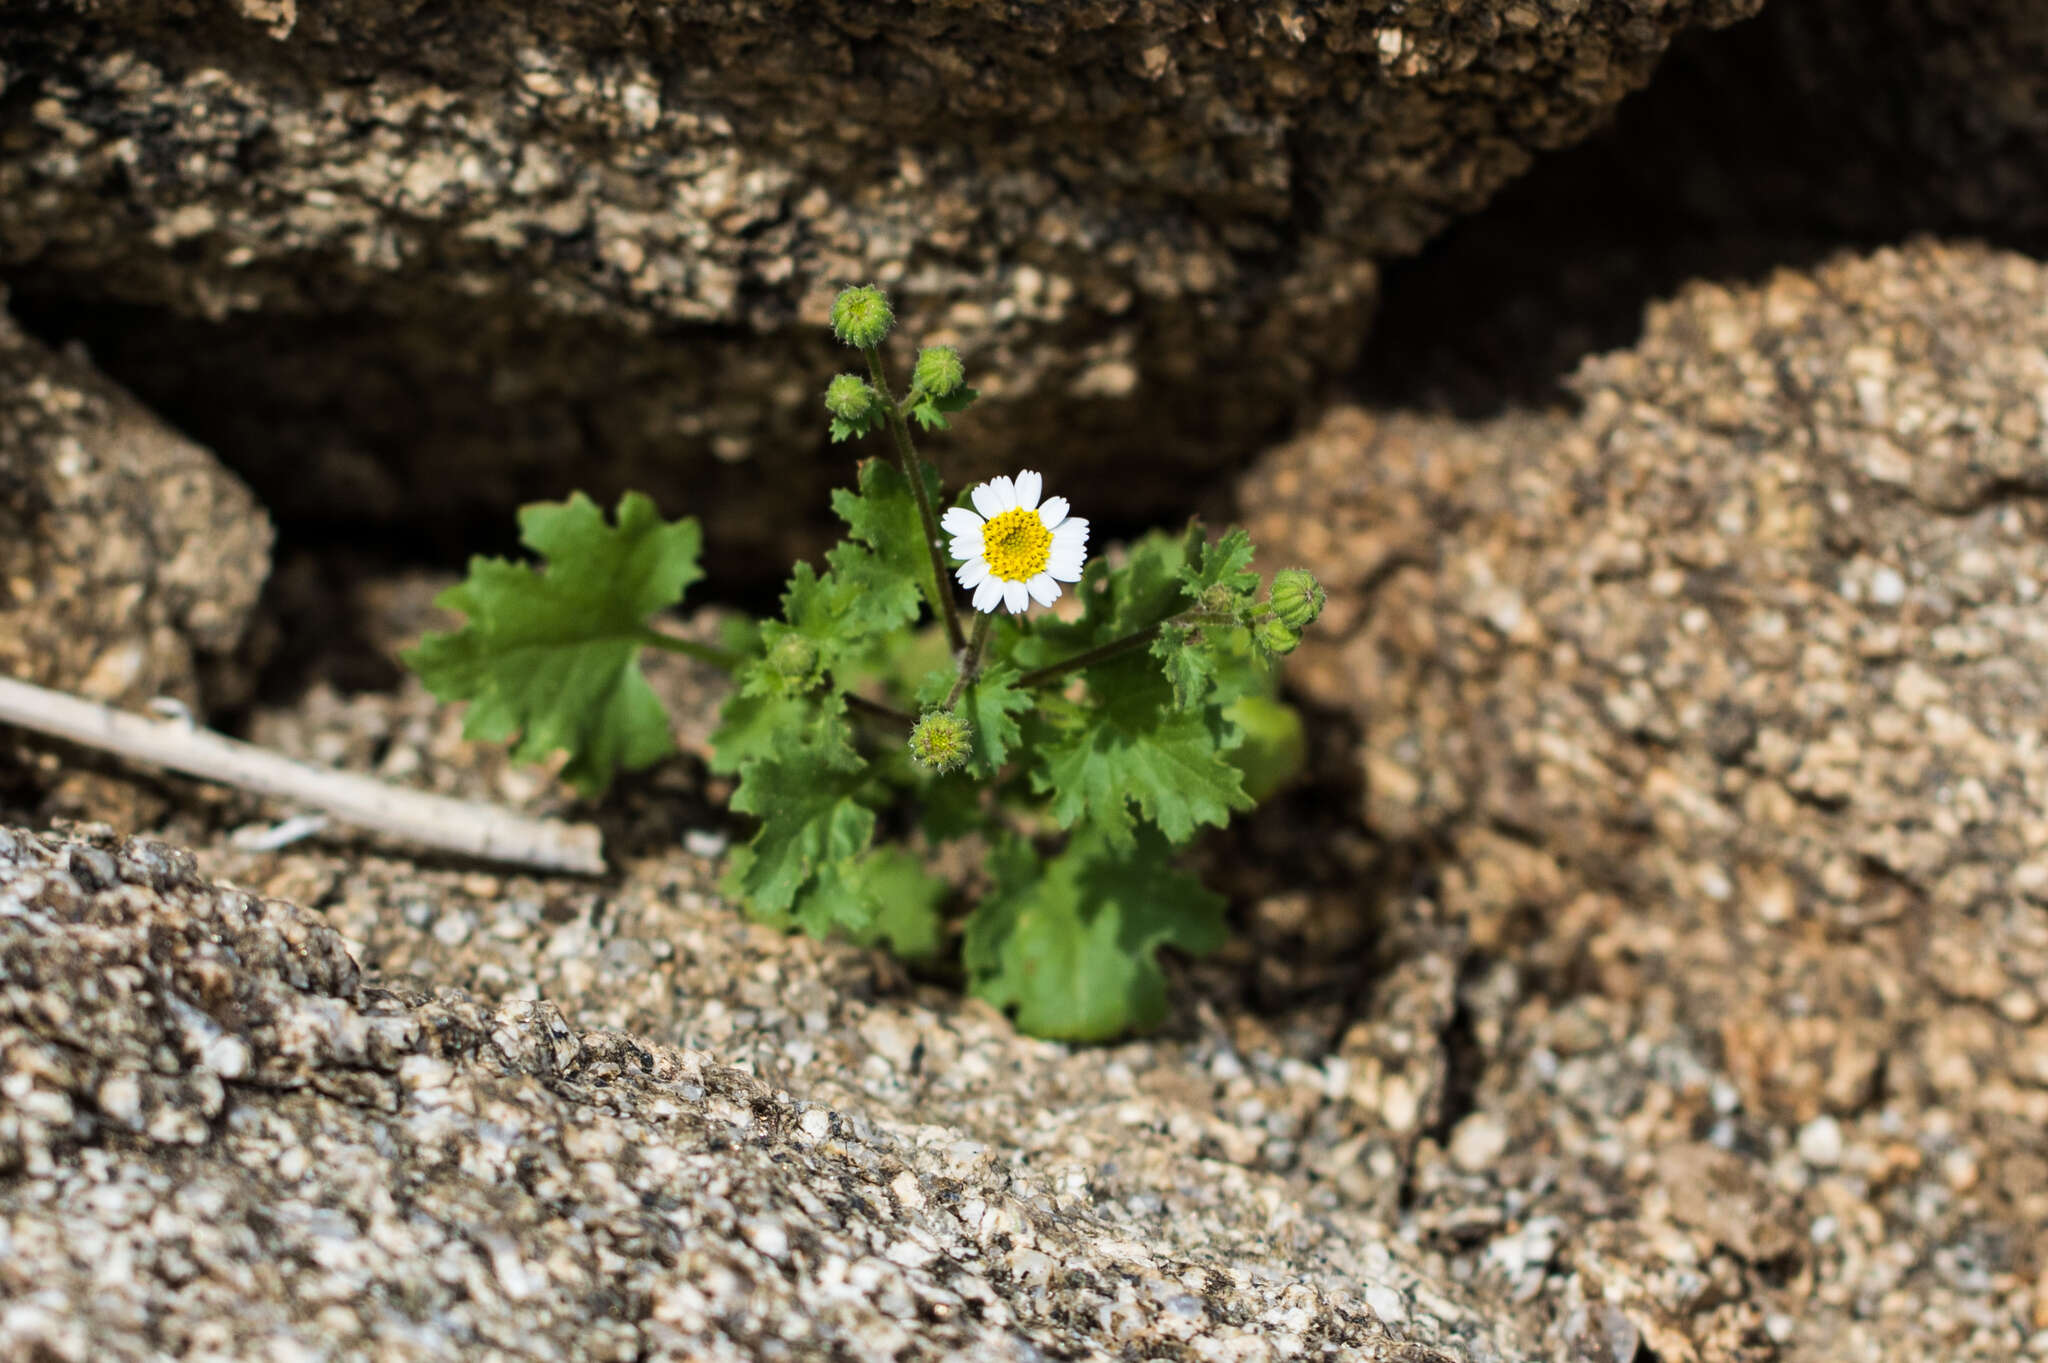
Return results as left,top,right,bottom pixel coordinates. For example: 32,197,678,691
0,675,605,875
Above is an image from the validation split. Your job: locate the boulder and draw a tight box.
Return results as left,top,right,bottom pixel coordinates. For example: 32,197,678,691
1243,239,2048,1362
0,0,1755,571
0,305,270,709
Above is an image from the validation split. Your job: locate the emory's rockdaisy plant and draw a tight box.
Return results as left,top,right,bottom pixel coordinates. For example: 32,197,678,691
404,280,1326,1044
943,471,1089,614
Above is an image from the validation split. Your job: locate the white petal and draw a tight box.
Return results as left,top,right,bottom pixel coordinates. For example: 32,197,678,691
1014,470,1042,511
1036,495,1069,529
957,557,990,587
1002,579,1029,614
948,532,983,562
994,475,1021,512
941,506,984,538
1026,573,1061,606
972,576,1004,612
970,481,1005,519
1046,555,1086,583
1052,516,1089,549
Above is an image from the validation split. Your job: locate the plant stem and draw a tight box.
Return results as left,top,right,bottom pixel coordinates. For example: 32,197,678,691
1012,607,1238,691
1015,623,1159,690
864,344,966,653
944,612,993,709
843,692,915,727
638,630,742,671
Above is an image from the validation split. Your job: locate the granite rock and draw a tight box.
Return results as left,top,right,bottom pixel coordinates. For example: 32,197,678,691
0,304,270,708
0,0,1754,570
0,822,1509,1362
1242,239,2048,1362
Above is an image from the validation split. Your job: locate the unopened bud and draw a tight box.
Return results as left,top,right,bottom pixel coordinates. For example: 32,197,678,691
1268,568,1325,630
908,710,973,775
1255,617,1301,656
767,632,820,687
825,373,880,423
1199,582,1238,615
912,344,965,398
830,284,894,349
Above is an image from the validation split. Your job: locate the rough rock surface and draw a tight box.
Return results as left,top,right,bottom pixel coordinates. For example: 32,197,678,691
0,304,270,708
0,821,1508,1362
1243,239,2048,1362
0,0,1754,568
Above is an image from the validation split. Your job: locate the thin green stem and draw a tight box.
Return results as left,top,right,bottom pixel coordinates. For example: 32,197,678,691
864,344,966,654
1015,624,1159,690
639,630,742,671
944,612,993,710
1013,607,1237,691
843,692,915,728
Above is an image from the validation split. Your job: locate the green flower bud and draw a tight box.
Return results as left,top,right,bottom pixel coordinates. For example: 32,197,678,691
1268,568,1325,631
830,284,894,349
767,632,820,687
1199,582,1239,615
1255,617,1301,656
912,344,965,398
824,373,880,423
908,709,972,775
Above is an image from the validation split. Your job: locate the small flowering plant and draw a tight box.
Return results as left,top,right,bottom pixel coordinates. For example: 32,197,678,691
405,284,1324,1040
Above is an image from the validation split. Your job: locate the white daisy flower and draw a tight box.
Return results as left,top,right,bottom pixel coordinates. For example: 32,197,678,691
941,469,1089,615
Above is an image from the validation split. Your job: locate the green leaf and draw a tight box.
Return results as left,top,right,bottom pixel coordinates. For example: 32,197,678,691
765,544,921,692
1180,526,1259,602
1150,618,1272,711
708,682,858,777
1151,623,1214,709
832,458,946,625
1033,651,1251,847
401,492,701,799
829,411,884,443
964,829,1226,1041
908,385,979,432
803,847,948,959
723,756,875,917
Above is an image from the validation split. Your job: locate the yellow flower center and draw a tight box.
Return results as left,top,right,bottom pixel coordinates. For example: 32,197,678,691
980,507,1052,582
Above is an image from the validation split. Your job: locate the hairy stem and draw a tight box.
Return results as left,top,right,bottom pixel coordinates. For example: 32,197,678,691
864,344,966,653
1013,608,1236,691
843,692,916,727
639,630,743,671
944,612,994,710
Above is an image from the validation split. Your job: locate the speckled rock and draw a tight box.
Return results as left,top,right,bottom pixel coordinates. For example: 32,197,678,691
0,303,270,708
1242,239,2048,1362
0,0,1754,569
0,822,1515,1361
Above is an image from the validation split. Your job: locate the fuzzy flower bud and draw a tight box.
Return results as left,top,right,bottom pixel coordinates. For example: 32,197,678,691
767,632,820,687
1268,568,1325,630
912,344,965,398
1255,617,1301,656
1199,582,1239,615
824,373,880,423
830,284,894,349
908,709,972,775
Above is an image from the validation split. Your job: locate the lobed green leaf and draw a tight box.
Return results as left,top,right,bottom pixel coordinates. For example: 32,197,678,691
963,828,1226,1041
401,492,701,799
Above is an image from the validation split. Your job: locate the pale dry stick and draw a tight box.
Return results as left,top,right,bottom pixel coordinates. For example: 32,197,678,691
0,674,606,875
